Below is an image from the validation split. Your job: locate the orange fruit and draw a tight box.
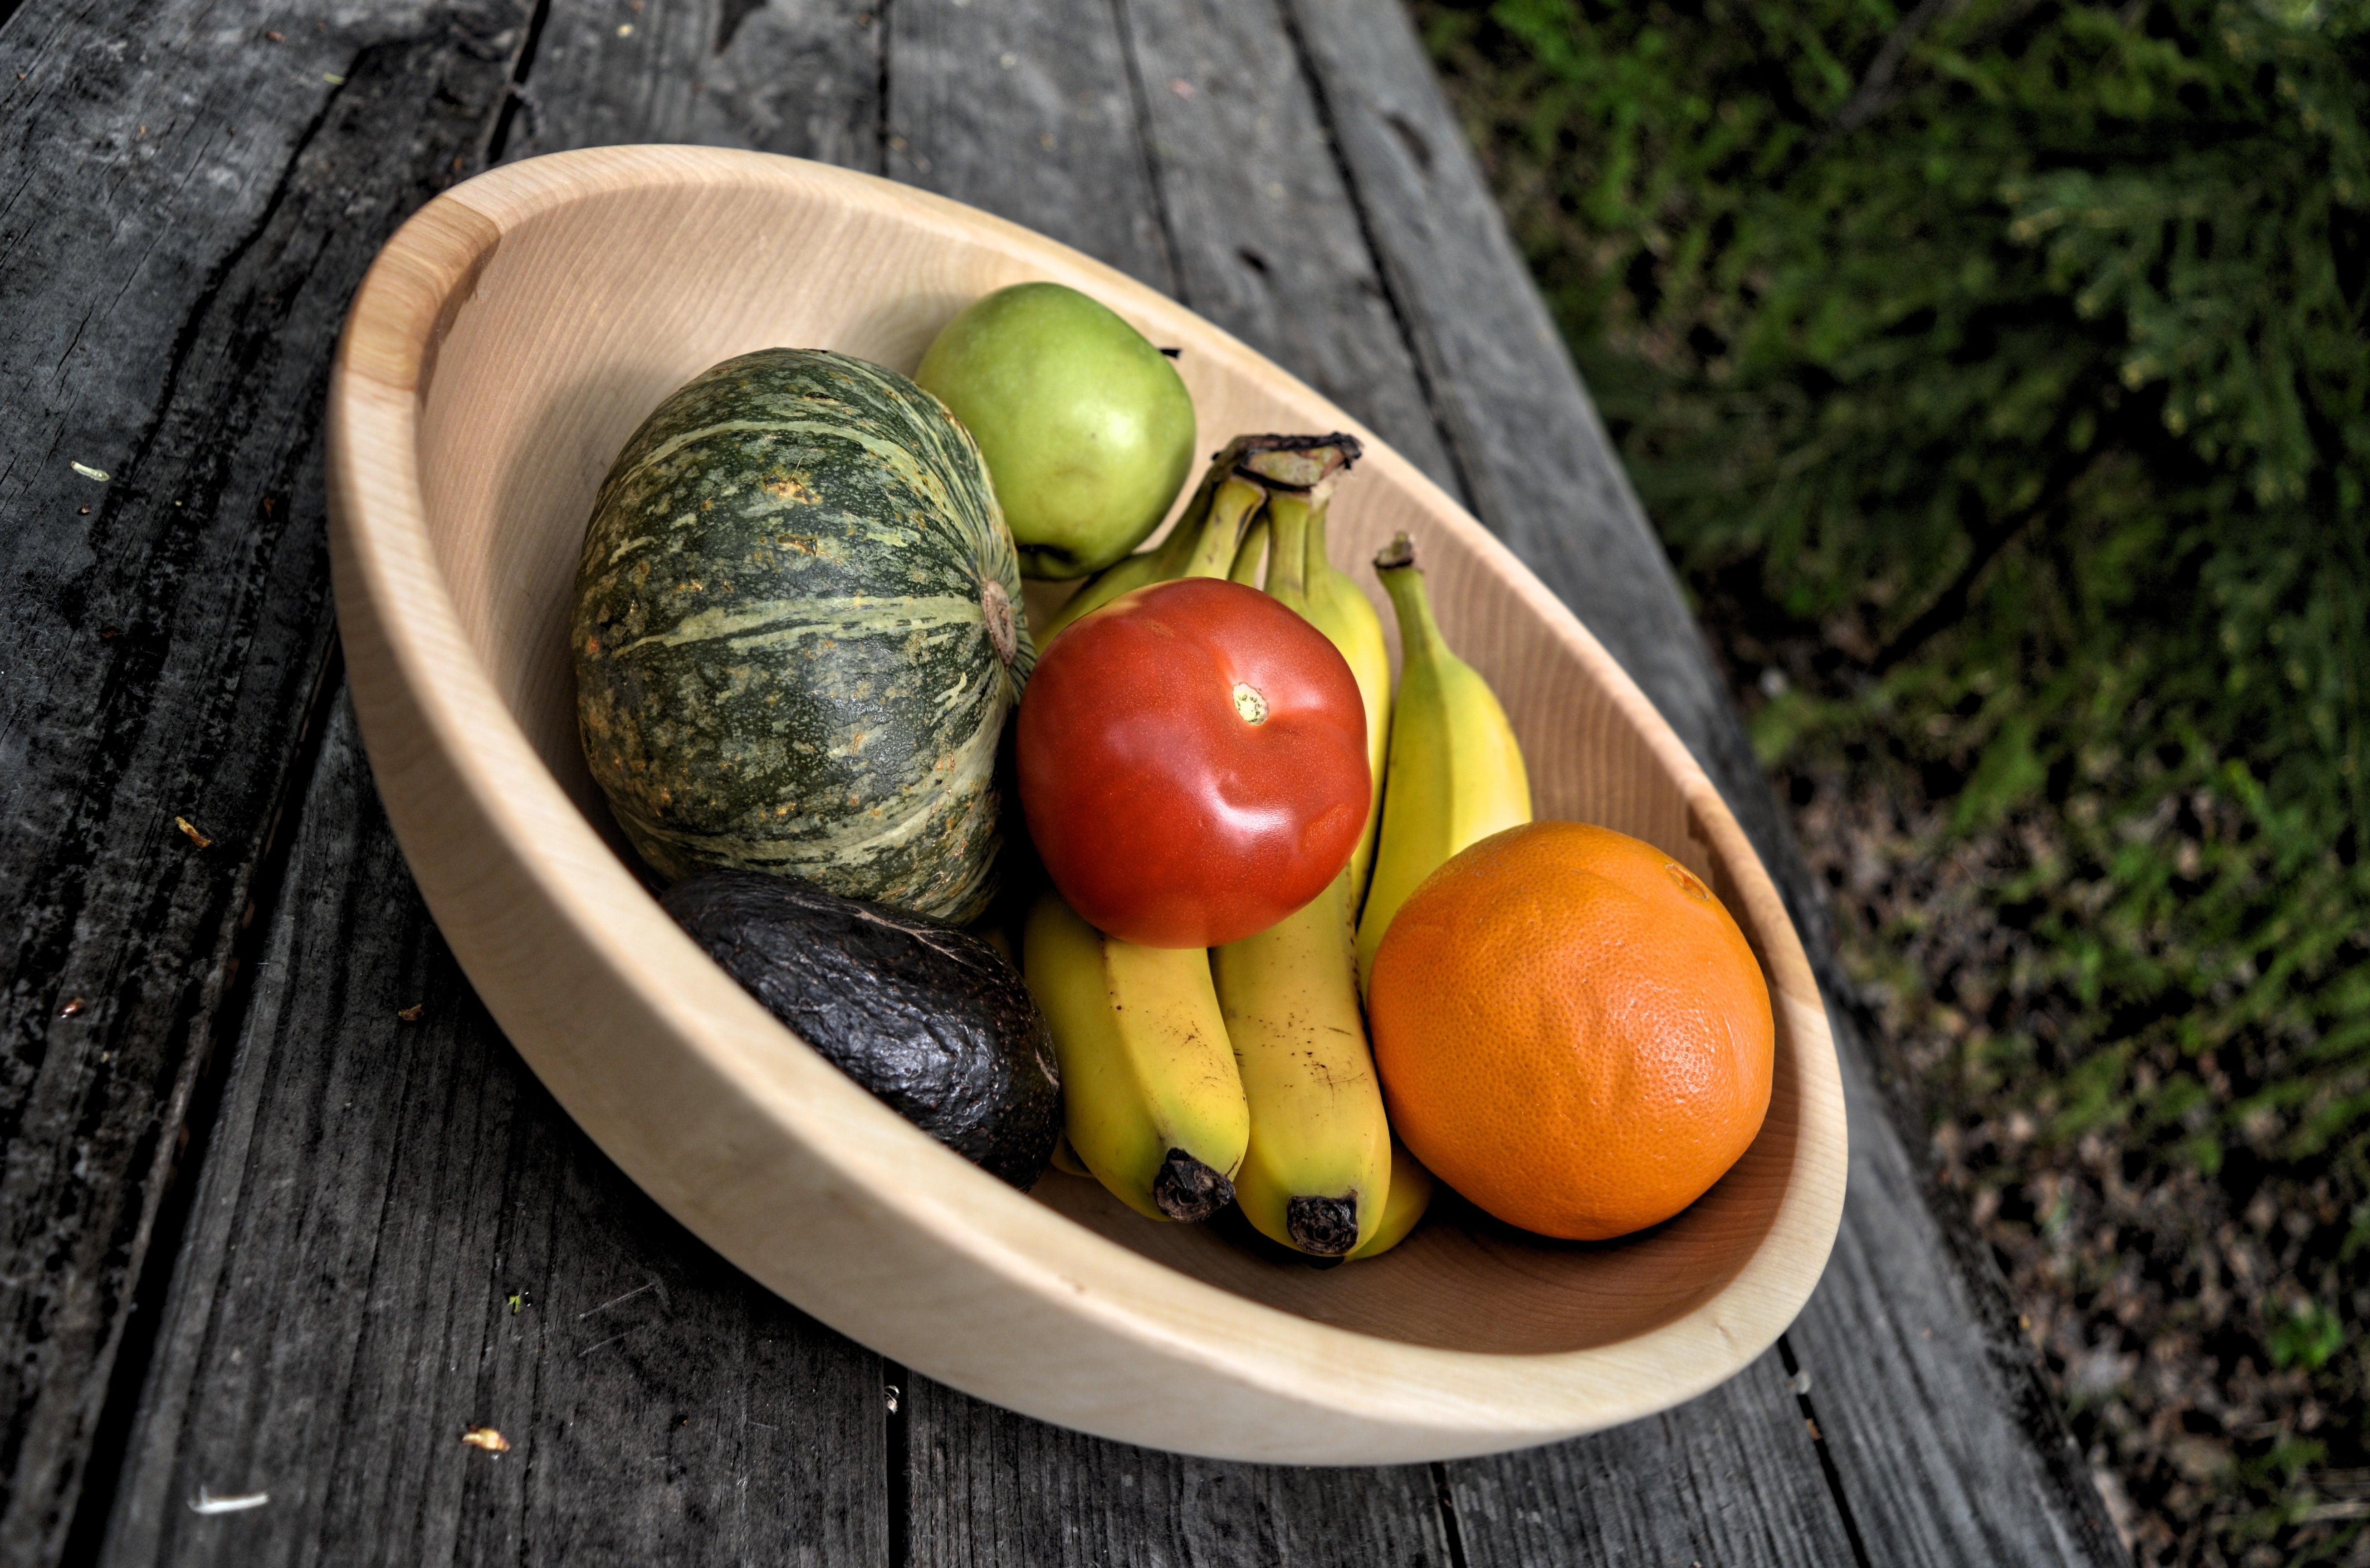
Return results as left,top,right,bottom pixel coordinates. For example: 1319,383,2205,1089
1366,820,1773,1241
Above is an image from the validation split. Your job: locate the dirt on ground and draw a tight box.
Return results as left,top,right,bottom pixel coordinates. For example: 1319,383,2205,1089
1770,745,2370,1566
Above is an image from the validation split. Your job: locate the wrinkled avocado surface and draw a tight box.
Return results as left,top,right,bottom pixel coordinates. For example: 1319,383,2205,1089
661,870,1059,1189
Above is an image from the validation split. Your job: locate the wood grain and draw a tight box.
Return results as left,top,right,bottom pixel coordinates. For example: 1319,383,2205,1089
0,2,529,1557
907,1375,1453,1568
1784,1026,2131,1566
1057,6,1875,1550
71,7,907,1566
1446,1354,1855,1568
888,0,1177,295
1279,0,1791,905
1119,0,1459,492
512,0,884,170
93,692,889,1568
878,12,1862,1544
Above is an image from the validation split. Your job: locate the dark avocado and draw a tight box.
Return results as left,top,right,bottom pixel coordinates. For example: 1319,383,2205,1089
660,870,1060,1189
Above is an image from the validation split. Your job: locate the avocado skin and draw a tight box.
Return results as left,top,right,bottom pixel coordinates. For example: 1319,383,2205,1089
661,870,1059,1189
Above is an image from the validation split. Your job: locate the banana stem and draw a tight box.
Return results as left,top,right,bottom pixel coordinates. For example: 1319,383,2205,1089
1170,435,1352,581
1263,492,1312,612
1374,533,1446,664
1146,439,1247,578
1236,432,1363,490
1182,476,1269,579
1229,517,1271,585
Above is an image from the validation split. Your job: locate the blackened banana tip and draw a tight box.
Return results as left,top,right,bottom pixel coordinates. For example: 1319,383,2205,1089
1285,1194,1360,1256
1153,1148,1236,1222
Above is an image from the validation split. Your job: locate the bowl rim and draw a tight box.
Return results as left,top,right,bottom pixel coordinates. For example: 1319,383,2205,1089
325,143,1848,1463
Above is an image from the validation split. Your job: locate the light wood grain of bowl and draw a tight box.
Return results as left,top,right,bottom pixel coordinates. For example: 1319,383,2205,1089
326,144,1846,1464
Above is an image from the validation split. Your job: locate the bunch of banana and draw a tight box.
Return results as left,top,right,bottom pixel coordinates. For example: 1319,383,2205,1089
1024,892,1248,1221
1020,433,1440,1263
1353,532,1532,992
1202,498,1398,1260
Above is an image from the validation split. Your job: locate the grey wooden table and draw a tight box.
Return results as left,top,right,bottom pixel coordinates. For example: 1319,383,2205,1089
0,1,2132,1563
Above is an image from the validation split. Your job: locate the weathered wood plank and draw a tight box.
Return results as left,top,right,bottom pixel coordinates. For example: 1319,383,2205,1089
1280,0,1784,878
881,3,1479,1563
1283,4,2126,1563
79,4,902,1564
0,3,530,1558
887,0,1177,292
907,1376,1452,1568
875,8,1451,1561
507,0,883,170
1115,0,1875,1558
94,690,890,1568
1785,1026,2129,1566
1118,0,1458,490
1445,1355,1855,1568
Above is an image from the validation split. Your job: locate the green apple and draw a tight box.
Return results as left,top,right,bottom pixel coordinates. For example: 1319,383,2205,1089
915,282,1196,580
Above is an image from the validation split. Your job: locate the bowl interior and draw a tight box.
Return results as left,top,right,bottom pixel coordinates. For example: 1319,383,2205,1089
407,161,1814,1358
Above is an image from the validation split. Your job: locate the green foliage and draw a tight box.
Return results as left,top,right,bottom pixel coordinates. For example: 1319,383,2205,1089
2272,1301,2348,1371
1419,0,2370,1552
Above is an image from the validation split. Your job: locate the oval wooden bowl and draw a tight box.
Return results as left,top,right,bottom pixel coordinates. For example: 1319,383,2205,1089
326,145,1846,1464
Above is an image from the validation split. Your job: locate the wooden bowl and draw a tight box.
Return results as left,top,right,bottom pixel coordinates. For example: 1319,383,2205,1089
326,145,1846,1464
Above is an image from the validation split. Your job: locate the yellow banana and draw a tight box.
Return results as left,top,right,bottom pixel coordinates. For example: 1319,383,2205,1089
1212,870,1393,1256
1354,533,1532,993
1260,492,1350,946
1344,1138,1435,1261
1023,892,1248,1221
1295,491,1391,904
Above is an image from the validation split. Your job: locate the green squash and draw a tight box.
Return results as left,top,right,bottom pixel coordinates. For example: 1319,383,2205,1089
572,348,1034,923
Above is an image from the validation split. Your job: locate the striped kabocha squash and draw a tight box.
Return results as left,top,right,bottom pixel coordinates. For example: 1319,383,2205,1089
572,348,1034,923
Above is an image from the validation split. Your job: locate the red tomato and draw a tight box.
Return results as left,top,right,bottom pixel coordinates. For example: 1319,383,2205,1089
1016,577,1369,948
